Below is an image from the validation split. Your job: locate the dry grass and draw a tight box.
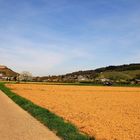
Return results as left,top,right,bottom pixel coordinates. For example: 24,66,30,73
6,84,140,140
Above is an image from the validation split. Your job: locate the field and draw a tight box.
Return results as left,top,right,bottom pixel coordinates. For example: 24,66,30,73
6,84,140,140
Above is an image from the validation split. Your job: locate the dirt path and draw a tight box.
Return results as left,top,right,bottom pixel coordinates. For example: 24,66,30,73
0,90,61,140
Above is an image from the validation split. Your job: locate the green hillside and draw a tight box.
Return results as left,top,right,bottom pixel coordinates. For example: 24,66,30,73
38,63,140,84
99,70,140,81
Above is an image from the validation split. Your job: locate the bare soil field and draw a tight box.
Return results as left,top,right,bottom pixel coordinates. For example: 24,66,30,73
6,84,140,140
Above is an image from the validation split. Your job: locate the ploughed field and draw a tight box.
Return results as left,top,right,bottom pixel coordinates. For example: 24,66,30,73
7,84,140,140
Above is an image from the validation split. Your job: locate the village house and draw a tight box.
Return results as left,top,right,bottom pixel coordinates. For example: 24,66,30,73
0,65,7,80
0,73,3,79
78,75,89,82
135,79,140,84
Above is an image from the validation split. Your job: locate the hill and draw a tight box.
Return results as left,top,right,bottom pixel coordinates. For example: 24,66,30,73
38,63,140,83
67,63,140,75
0,65,18,78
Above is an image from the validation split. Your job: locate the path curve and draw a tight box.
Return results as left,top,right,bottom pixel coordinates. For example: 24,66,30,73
0,90,61,140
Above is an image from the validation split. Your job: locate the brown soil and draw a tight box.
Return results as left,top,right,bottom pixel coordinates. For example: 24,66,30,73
6,84,140,140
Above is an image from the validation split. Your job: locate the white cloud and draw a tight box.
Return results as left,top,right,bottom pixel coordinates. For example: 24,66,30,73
0,32,91,76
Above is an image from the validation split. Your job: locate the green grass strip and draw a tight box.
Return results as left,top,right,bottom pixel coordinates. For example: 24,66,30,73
0,83,94,140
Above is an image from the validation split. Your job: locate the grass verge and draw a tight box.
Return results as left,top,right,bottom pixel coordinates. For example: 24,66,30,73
0,83,94,140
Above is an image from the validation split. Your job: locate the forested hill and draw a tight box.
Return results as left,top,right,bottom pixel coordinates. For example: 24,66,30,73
33,63,140,82
66,63,140,76
95,63,140,72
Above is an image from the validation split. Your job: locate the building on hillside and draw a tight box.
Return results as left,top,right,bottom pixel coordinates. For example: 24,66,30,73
78,75,89,82
135,79,140,84
100,78,110,82
0,73,7,80
0,65,7,69
0,73,3,79
98,78,113,85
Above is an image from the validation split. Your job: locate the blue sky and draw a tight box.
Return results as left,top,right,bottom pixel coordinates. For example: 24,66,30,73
0,0,140,76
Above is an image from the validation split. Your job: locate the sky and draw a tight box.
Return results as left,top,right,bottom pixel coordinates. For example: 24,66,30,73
0,0,140,76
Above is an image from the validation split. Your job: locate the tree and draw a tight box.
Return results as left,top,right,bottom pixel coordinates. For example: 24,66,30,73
135,74,140,79
19,71,33,82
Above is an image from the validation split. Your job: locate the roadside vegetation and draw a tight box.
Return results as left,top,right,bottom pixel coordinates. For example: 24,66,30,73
0,82,94,140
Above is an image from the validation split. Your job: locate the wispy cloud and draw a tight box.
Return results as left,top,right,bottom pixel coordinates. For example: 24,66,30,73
0,31,91,75
0,0,140,75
